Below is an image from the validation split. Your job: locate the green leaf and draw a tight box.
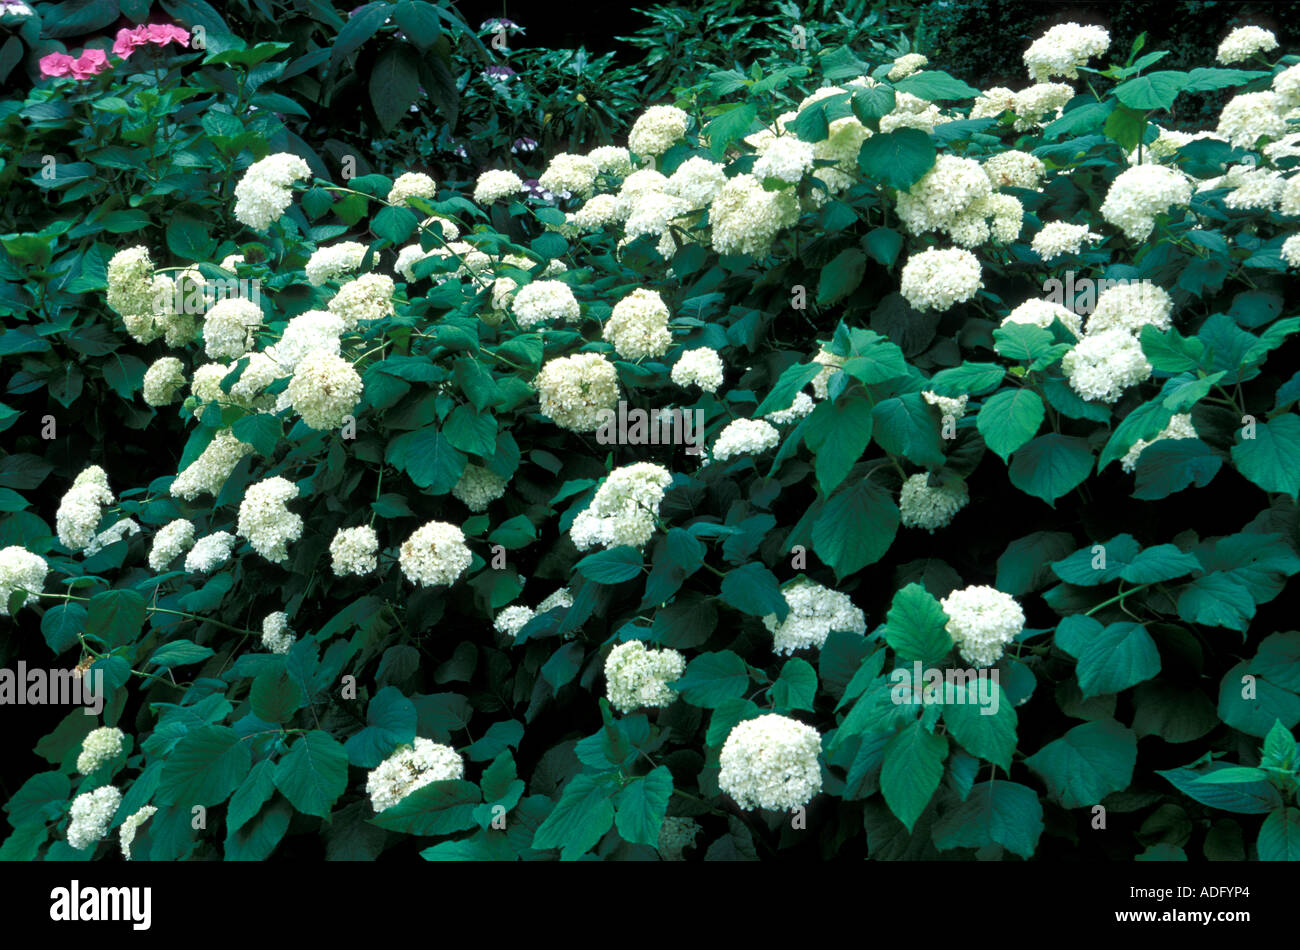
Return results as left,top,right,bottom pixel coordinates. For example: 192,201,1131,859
385,428,466,494
369,780,481,835
40,603,86,655
231,414,282,457
703,103,757,159
1119,544,1202,584
1113,70,1186,110
754,362,821,417
6,771,71,827
575,546,643,584
614,766,673,847
443,404,496,457
1055,616,1162,697
224,798,291,861
893,70,980,100
1257,807,1300,861
857,128,936,190
872,393,946,468
86,589,146,650
884,583,952,664
977,389,1044,462
1103,103,1147,152
344,686,417,767
226,759,277,834
148,639,215,670
1025,719,1137,808
157,725,252,808
932,780,1042,858
804,394,873,494
532,773,616,859
816,248,867,306
851,84,897,124
1158,764,1281,814
369,44,422,132
1232,414,1300,499
1008,434,1093,506
941,681,1017,770
720,562,786,618
771,658,818,711
166,216,216,260
273,730,349,818
881,723,947,832
672,651,749,708
1218,661,1300,738
812,477,899,580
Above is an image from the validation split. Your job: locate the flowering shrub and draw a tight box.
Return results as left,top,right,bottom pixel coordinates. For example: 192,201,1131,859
4,13,1300,864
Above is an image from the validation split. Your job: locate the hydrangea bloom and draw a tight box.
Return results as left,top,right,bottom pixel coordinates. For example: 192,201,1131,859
1062,328,1152,402
399,521,472,587
474,168,525,203
753,136,816,184
0,545,47,615
630,104,689,157
237,477,302,563
1031,221,1101,260
709,174,800,256
366,739,464,812
1121,413,1198,472
305,241,368,285
185,531,236,573
603,288,671,359
171,430,254,500
328,273,395,328
538,153,599,199
148,519,195,571
604,640,685,713
233,153,310,230
1216,92,1286,149
56,466,113,552
286,352,362,430
900,248,983,311
1216,25,1278,64
511,280,581,328
330,525,379,576
712,418,780,461
888,53,929,80
762,578,866,654
67,786,122,851
570,463,673,550
203,297,262,361
1099,164,1193,241
388,171,437,207
119,805,157,861
261,611,294,654
142,356,187,406
77,726,124,774
1086,282,1173,335
900,474,970,531
671,348,725,392
1002,298,1082,338
494,604,536,638
534,352,620,432
452,464,508,512
718,714,822,811
940,585,1025,667
1023,22,1110,80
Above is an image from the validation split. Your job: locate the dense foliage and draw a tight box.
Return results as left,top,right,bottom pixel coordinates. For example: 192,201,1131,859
2,2,1300,862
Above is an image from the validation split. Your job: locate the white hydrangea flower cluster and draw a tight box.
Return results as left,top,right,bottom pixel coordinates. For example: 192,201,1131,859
366,738,464,813
665,156,727,207
119,805,157,861
709,173,800,256
203,297,262,361
900,247,983,311
395,244,438,282
657,816,701,861
671,348,725,392
511,279,581,328
1023,22,1110,81
1281,175,1300,217
305,241,368,285
983,150,1046,190
753,136,816,184
106,246,156,326
1099,164,1193,241
630,104,689,157
83,518,140,558
537,588,574,614
329,525,379,576
57,466,113,552
589,145,633,177
142,356,187,406
237,477,302,563
570,463,674,551
603,288,672,359
900,474,970,531
712,418,780,461
328,273,395,328
261,611,294,654
718,714,822,811
399,521,472,587
1216,92,1286,148
1086,282,1173,335
568,193,622,231
762,578,866,655
286,351,362,430
493,604,536,638
185,531,236,573
888,52,928,80
474,168,525,203
77,726,124,773
766,391,816,425
268,310,344,372
534,352,620,432
922,390,969,424
894,155,993,243
0,545,47,615
539,152,599,198
148,519,195,571
67,785,122,851
1216,25,1278,64
604,639,685,713
971,86,1018,120
1010,83,1075,130
940,585,1025,667
171,430,253,501
1002,298,1082,338
1031,221,1102,261
233,152,311,230
1220,164,1286,211
388,171,437,207
1121,413,1198,472
452,464,508,511
1283,234,1300,268
1062,327,1153,402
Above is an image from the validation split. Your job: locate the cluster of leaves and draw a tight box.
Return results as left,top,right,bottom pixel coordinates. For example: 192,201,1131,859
3,9,1300,862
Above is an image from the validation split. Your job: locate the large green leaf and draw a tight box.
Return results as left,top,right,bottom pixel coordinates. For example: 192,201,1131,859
157,725,251,807
977,389,1044,462
812,476,899,579
883,583,952,664
273,730,349,818
932,780,1042,858
532,773,616,859
1025,719,1136,808
1055,616,1162,697
880,722,947,832
614,766,673,847
1008,434,1093,505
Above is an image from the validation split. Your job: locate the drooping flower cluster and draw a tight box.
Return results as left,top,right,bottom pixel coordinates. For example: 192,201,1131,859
399,521,472,587
56,466,114,552
1031,221,1102,261
712,418,780,462
171,430,253,500
604,639,686,713
203,297,263,361
534,352,620,432
305,241,369,285
718,714,823,812
77,726,125,774
900,474,970,532
119,805,157,861
657,816,701,861
142,356,187,406
762,578,866,655
366,739,465,813
0,546,47,615
570,463,674,551
494,604,536,638
899,247,983,311
940,585,1026,667
233,152,311,230
67,785,122,851
148,519,195,571
185,531,236,573
261,612,294,654
237,477,302,563
1023,22,1110,81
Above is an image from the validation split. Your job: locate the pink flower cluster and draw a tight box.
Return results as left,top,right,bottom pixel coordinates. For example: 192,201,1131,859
112,23,191,58
38,22,191,80
38,49,110,79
